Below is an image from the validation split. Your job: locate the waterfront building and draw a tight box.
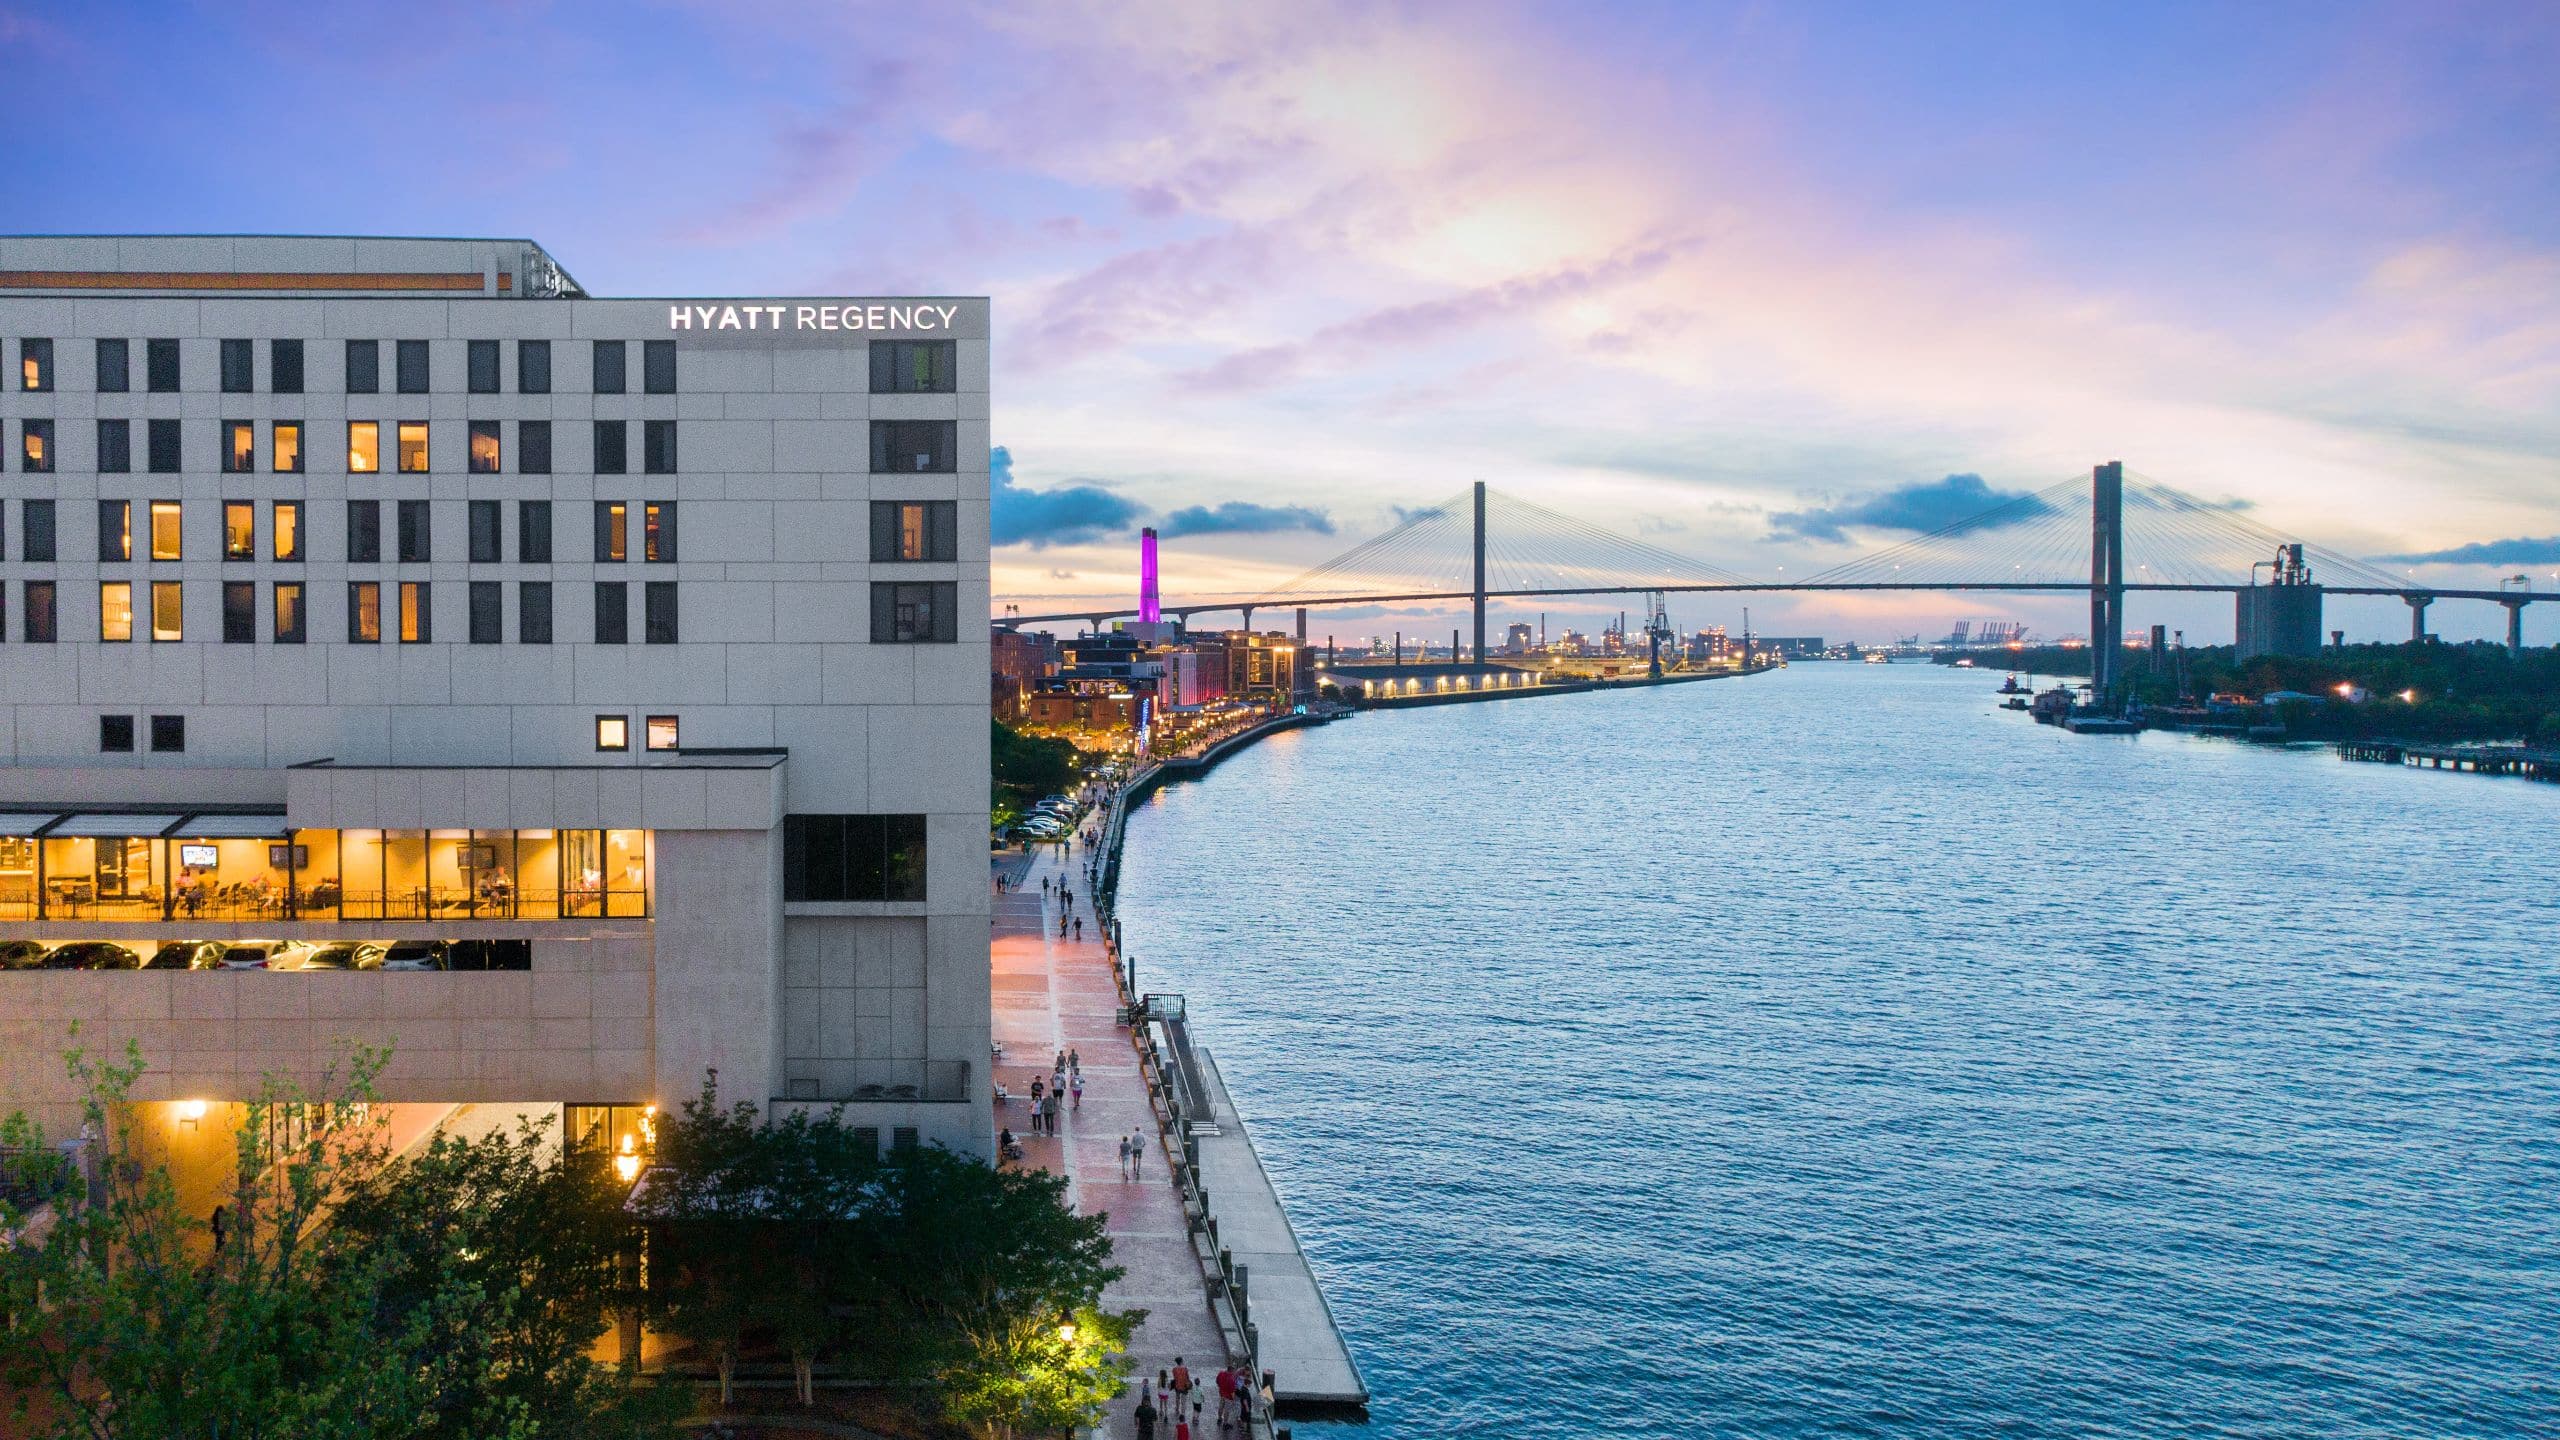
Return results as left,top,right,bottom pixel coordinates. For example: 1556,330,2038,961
990,625,1059,722
0,236,992,1155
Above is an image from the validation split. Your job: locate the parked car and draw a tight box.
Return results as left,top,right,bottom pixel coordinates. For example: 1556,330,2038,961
378,940,450,972
287,941,385,971
39,941,143,971
215,940,293,970
0,940,54,970
145,940,228,971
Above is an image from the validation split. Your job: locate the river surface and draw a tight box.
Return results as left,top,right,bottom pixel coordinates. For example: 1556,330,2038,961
1112,662,2558,1438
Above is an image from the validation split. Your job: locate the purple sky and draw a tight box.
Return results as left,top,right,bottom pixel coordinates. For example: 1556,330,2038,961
9,0,2556,642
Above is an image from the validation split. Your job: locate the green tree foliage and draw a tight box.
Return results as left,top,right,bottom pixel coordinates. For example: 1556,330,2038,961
991,720,1082,824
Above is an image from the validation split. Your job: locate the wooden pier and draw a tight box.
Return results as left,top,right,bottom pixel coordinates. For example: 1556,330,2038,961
2336,739,2560,782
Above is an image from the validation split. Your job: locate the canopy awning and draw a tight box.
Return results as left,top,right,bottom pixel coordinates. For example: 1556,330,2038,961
42,814,187,838
165,814,293,840
0,812,63,837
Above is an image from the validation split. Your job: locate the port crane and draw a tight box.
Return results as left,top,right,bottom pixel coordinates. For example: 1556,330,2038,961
1642,591,1676,677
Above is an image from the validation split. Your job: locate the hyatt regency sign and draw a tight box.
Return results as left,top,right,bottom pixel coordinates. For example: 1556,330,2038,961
667,302,961,332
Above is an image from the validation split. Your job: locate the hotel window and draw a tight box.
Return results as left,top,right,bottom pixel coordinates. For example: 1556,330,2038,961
782,814,929,902
520,581,552,644
348,421,380,473
273,502,301,561
519,500,552,562
347,501,382,562
642,420,677,474
397,500,431,563
594,502,627,561
469,500,501,562
100,581,133,642
520,420,552,474
222,420,255,473
151,715,185,753
868,339,956,394
271,339,304,394
222,581,255,643
870,500,957,562
398,581,430,643
518,339,551,394
642,340,676,394
21,419,53,472
870,581,958,643
223,502,255,560
643,582,678,644
645,715,679,751
594,582,628,644
644,502,676,561
593,420,627,474
345,339,379,394
397,421,429,473
348,581,382,642
593,340,626,394
97,419,132,473
24,581,55,643
868,419,956,474
595,715,629,751
147,419,181,473
467,339,500,394
468,581,501,644
96,338,129,393
150,501,182,561
151,581,183,642
98,500,130,562
24,500,55,562
274,582,305,643
220,339,253,393
20,337,52,392
272,421,303,473
146,338,180,392
395,339,429,394
469,420,501,474
100,715,134,753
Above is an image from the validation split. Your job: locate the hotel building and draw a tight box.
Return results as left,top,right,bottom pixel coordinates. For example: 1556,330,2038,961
0,236,992,1157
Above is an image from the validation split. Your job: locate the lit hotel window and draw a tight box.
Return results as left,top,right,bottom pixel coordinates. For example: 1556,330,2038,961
98,500,130,561
150,501,182,561
273,502,301,561
21,337,52,392
644,502,675,561
399,581,431,643
645,715,679,751
596,715,629,752
398,421,429,474
223,421,255,473
348,581,382,643
595,502,627,562
348,421,380,473
20,419,51,473
871,500,956,562
274,582,305,643
273,421,303,473
469,420,501,474
100,582,134,642
224,502,255,560
152,581,183,642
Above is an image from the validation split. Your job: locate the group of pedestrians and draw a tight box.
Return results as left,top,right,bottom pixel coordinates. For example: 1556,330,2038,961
1023,1049,1082,1136
1131,1356,1264,1439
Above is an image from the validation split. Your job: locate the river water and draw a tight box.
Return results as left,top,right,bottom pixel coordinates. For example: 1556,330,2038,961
1112,662,2558,1438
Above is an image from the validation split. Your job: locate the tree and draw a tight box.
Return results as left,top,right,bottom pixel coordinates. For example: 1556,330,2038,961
992,720,1083,822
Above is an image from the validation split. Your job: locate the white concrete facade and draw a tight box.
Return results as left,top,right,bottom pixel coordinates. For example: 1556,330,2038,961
0,237,992,1154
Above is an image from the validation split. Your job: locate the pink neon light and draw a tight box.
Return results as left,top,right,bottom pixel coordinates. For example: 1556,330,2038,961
1139,527,1161,623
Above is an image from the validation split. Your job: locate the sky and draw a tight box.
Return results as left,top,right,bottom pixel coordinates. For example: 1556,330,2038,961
8,0,2557,643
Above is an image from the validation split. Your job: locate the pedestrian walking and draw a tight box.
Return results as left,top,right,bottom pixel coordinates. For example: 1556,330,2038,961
1171,1357,1193,1410
1117,1133,1131,1178
1069,1047,1081,1073
1217,1366,1238,1428
1071,1071,1083,1110
1054,1049,1067,1073
1074,915,1084,940
1129,1127,1146,1176
1134,1392,1158,1440
1156,1369,1171,1413
1042,876,1050,896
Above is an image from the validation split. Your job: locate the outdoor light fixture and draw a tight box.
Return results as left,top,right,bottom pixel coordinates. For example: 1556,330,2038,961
177,1098,207,1129
614,1134,642,1184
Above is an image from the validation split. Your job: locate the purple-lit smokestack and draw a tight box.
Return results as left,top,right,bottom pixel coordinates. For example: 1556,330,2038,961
1138,527,1161,624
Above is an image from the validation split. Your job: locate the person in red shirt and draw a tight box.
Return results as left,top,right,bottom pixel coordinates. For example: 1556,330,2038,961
1216,1365,1239,1427
1170,1357,1193,1410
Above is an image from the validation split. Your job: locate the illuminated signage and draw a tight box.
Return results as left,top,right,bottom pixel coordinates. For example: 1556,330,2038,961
667,302,961,332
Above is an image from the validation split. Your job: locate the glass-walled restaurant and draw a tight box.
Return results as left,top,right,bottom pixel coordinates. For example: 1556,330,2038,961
0,814,651,923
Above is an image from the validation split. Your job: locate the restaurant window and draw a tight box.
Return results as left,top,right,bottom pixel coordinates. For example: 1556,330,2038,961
644,501,676,561
595,715,628,751
347,501,382,563
97,418,131,473
100,581,133,642
520,581,552,644
398,581,431,643
645,715,679,751
147,418,181,472
100,715,134,753
592,340,625,394
273,421,303,473
21,419,53,472
783,814,929,902
518,339,551,394
642,339,676,394
96,338,129,393
397,421,429,473
24,500,54,562
397,500,431,563
562,827,650,916
346,339,380,394
870,500,957,562
151,715,185,753
469,420,501,474
469,500,501,562
396,339,429,394
20,337,52,392
593,420,627,474
594,502,627,562
870,581,958,643
24,581,54,643
347,420,380,473
98,500,131,562
520,419,552,474
467,339,500,394
564,1105,653,1162
642,419,677,474
868,419,956,474
151,581,183,642
348,581,382,643
868,339,956,394
271,339,304,394
222,581,255,643
643,582,678,644
146,338,180,392
594,582,628,644
150,501,182,561
519,500,552,562
224,502,255,560
274,502,301,561
468,581,501,644
274,582,305,643
220,339,253,393
221,420,253,473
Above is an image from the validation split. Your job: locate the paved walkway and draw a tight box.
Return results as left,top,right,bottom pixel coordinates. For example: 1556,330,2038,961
992,840,1238,1438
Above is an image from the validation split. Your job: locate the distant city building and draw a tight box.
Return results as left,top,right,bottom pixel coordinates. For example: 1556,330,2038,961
1756,636,1827,660
1504,622,1534,655
991,627,1059,722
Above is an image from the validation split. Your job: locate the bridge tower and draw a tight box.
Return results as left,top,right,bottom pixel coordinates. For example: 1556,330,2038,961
1472,480,1488,666
2090,461,2125,710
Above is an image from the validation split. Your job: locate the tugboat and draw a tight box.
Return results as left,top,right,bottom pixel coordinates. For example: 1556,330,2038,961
1997,673,2028,695
2029,686,2076,726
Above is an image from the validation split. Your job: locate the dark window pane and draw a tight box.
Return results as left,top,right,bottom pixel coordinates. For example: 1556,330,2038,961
220,339,253,393
97,419,131,473
594,582,627,644
146,339,180,392
24,501,55,563
468,581,501,644
24,581,55,642
870,581,958,643
96,338,129,393
271,339,304,394
147,419,182,473
642,419,677,474
518,339,551,394
868,340,957,394
520,419,552,475
884,814,928,901
347,501,382,562
593,420,627,474
97,500,129,561
519,501,552,563
469,500,501,563
868,419,956,474
847,815,887,901
519,581,552,644
100,715,134,752
644,582,677,644
223,581,255,643
396,339,430,393
345,339,380,394
467,339,500,393
397,500,431,563
593,340,626,394
151,715,185,753
643,340,676,393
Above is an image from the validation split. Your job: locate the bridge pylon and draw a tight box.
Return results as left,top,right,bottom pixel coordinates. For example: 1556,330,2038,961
2090,461,2125,709
1471,480,1488,665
